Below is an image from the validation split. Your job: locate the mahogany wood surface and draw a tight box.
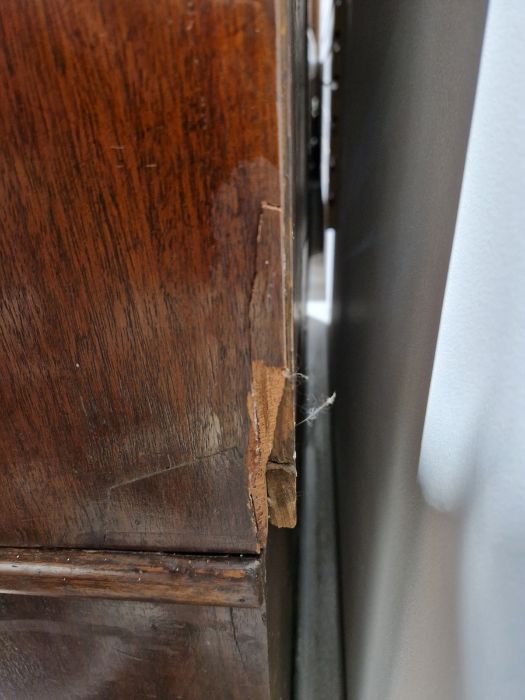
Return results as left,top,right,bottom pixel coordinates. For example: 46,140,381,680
0,0,292,553
0,1,302,695
0,548,262,608
0,593,271,699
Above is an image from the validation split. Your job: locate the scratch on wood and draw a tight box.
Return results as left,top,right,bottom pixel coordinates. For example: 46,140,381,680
260,201,281,213
103,446,235,542
106,446,235,497
230,607,249,677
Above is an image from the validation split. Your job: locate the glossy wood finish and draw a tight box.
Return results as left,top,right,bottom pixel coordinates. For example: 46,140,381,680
0,594,270,699
0,548,262,608
0,0,293,553
0,0,303,695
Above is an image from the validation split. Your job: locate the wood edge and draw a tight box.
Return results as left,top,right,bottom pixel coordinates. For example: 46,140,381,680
269,0,300,532
267,462,297,528
0,548,263,609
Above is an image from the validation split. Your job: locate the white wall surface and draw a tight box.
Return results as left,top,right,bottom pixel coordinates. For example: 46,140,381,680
419,2,525,697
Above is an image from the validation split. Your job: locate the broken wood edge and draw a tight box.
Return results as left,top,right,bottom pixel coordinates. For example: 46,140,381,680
273,0,298,468
267,462,297,528
247,202,289,546
247,172,298,541
0,548,263,608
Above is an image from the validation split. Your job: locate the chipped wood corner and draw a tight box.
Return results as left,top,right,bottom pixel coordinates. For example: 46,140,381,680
267,461,297,528
246,202,297,545
267,374,297,529
247,361,286,544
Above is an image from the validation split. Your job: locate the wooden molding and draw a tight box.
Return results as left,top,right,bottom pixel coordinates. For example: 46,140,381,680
0,548,263,608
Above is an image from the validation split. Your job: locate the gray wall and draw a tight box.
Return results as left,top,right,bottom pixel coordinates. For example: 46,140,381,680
331,2,487,698
420,3,525,698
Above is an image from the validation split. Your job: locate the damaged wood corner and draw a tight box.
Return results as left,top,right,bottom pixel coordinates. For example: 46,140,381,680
246,202,297,545
247,361,286,544
267,462,297,528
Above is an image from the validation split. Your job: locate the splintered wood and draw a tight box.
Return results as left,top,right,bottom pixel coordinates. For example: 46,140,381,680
247,204,296,541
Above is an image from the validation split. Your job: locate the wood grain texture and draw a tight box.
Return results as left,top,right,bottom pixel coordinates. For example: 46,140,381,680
267,463,297,528
0,548,262,608
266,526,297,700
247,204,287,540
0,594,271,699
0,0,293,552
268,0,303,528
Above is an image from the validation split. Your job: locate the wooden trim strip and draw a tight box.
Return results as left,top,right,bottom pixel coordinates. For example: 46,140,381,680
0,548,263,608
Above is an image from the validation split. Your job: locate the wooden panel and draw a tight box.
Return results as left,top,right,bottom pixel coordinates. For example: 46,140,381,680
0,0,292,552
0,548,262,608
0,594,270,699
266,526,296,700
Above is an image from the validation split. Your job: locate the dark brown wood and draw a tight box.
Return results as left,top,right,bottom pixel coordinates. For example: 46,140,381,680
0,0,295,553
266,526,297,700
0,548,262,608
0,593,271,699
0,0,304,695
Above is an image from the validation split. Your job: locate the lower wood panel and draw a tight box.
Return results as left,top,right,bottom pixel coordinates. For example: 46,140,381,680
0,594,270,700
0,546,295,698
